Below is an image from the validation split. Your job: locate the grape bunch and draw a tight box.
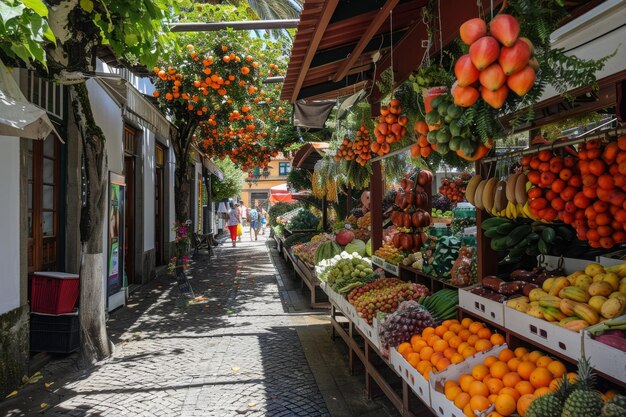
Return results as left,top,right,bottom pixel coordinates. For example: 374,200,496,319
379,301,435,350
348,278,430,324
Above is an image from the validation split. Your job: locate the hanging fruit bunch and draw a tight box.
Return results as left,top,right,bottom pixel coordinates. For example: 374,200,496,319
354,124,373,166
334,136,356,162
410,120,434,158
453,13,537,110
389,170,433,252
424,94,492,161
372,98,408,156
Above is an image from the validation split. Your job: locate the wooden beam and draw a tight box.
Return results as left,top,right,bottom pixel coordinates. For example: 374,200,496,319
332,0,400,82
168,20,299,32
290,0,340,103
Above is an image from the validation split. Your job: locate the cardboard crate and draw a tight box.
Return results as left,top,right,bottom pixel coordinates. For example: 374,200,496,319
389,347,431,405
583,315,626,383
429,344,506,417
458,286,505,326
504,306,583,360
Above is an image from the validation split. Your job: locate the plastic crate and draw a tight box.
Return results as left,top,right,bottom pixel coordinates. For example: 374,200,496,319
30,312,79,353
31,272,79,314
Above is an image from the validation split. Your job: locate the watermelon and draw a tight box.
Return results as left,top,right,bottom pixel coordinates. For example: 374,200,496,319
345,240,366,256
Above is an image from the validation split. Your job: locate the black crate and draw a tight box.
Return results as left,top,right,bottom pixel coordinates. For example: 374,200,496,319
30,312,79,353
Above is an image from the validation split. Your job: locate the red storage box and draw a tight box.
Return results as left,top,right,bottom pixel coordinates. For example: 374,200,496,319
31,272,79,314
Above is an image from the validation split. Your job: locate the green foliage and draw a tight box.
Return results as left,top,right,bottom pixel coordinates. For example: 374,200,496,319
211,158,243,201
286,168,311,191
0,0,54,68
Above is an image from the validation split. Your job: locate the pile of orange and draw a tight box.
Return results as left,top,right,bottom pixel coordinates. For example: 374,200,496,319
397,318,505,381
442,346,570,417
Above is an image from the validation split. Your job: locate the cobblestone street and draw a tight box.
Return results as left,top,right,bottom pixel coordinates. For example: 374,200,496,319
1,231,398,417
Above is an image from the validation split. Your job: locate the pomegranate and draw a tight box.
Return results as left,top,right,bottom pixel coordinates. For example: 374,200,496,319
452,83,479,107
459,18,487,45
498,39,531,75
507,65,535,96
489,14,520,47
454,54,480,87
479,63,507,91
481,85,509,109
335,229,355,246
469,36,500,70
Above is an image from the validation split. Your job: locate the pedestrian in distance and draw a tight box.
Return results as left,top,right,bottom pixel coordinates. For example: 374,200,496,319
248,203,260,241
259,207,267,235
226,202,241,247
237,201,247,241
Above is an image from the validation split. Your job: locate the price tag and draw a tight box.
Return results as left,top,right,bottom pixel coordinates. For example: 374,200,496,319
464,226,477,235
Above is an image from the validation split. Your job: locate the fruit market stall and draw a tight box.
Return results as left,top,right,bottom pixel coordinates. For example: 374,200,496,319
279,0,626,415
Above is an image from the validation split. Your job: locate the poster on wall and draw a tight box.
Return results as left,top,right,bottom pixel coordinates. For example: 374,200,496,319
108,172,125,298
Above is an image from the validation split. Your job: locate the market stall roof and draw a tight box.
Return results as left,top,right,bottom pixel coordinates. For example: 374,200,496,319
280,0,606,105
269,183,295,204
291,142,329,170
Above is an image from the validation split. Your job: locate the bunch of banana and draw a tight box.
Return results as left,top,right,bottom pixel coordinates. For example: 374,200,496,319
480,217,575,260
417,288,458,323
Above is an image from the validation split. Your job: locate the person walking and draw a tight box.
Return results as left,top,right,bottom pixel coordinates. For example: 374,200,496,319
226,202,241,247
238,201,248,241
259,207,267,235
248,204,260,241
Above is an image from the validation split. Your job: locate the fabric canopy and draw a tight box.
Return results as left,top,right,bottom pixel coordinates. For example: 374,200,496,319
0,61,59,140
269,183,296,204
293,99,335,129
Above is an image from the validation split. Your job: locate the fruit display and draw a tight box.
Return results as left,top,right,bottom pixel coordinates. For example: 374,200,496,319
480,217,578,261
396,318,506,380
441,345,567,417
432,208,454,219
450,246,477,287
372,98,407,156
525,357,621,417
316,252,376,294
282,231,317,249
375,242,404,264
292,233,335,265
421,234,462,280
506,263,626,330
439,173,472,203
425,94,489,160
347,278,430,324
417,288,460,322
379,300,436,351
521,137,626,249
401,252,424,270
455,14,536,110
334,135,356,162
313,239,343,264
588,317,626,352
466,172,533,220
286,209,319,231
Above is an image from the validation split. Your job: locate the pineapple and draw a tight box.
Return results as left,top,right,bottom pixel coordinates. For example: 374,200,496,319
601,395,626,417
526,376,573,417
561,357,604,417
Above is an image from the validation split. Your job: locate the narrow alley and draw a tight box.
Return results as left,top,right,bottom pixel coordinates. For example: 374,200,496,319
2,231,398,417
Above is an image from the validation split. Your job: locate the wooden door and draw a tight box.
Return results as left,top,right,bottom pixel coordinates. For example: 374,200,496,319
27,136,59,273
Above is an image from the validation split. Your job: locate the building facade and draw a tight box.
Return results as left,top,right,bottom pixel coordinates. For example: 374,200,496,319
240,154,292,209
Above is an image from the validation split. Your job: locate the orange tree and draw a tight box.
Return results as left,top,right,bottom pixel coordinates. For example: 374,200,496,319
153,4,294,223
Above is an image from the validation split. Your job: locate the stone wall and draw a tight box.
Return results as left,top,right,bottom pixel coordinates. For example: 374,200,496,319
0,305,29,397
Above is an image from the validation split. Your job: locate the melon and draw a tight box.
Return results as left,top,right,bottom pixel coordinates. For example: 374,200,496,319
345,239,366,256
365,239,372,256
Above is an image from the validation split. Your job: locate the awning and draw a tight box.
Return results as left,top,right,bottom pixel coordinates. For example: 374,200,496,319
292,142,329,170
269,183,296,204
203,158,224,180
0,60,59,140
96,77,175,145
293,99,335,128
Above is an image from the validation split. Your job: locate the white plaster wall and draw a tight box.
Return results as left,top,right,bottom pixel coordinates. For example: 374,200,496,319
143,128,155,251
0,136,22,314
86,79,124,297
169,146,176,242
